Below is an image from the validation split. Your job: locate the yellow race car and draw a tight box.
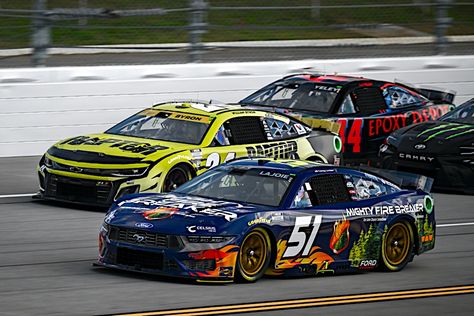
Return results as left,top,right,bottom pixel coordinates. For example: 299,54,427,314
37,101,342,206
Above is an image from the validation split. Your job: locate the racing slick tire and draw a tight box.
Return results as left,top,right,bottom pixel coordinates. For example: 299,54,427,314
380,221,414,272
162,164,192,192
236,227,272,283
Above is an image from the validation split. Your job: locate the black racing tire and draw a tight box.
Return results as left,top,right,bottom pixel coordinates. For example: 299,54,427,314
235,227,272,283
380,221,414,272
162,165,192,192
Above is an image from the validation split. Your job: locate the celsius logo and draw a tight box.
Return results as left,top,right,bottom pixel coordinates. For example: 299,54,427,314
186,225,217,233
135,222,153,229
414,144,426,150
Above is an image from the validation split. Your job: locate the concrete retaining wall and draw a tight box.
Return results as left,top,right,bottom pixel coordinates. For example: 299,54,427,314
1,56,473,157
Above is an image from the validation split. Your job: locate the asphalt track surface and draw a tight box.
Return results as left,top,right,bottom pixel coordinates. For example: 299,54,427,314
0,156,473,316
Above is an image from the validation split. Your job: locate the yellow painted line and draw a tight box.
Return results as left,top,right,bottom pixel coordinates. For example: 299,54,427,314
173,289,474,316
114,285,474,316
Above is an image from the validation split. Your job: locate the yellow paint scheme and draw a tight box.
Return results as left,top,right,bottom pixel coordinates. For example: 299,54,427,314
38,102,338,204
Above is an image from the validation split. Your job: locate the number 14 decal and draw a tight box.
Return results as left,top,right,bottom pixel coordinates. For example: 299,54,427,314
283,215,322,258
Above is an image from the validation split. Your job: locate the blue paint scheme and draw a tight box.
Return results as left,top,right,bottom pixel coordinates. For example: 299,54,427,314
96,159,435,282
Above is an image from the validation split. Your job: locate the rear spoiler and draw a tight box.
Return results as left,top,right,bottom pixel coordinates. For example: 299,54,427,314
295,116,341,134
358,166,434,193
395,79,456,104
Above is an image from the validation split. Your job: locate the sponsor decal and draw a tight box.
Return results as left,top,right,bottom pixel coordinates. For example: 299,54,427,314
418,217,434,245
329,217,350,254
271,212,284,222
314,169,335,173
398,153,435,162
368,105,451,137
259,171,291,180
336,105,451,153
246,141,298,159
104,210,117,224
219,266,234,277
294,123,306,135
140,109,160,116
359,259,377,270
363,217,387,222
143,207,178,220
232,110,257,115
120,196,240,222
314,85,341,93
61,136,167,155
191,149,202,160
417,123,474,142
135,222,153,228
421,234,434,243
169,112,210,123
346,181,354,188
422,124,473,142
345,203,423,217
247,218,271,226
349,224,381,268
168,154,191,164
186,225,217,233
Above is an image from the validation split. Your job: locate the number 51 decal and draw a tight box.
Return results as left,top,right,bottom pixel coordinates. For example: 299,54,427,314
283,215,322,258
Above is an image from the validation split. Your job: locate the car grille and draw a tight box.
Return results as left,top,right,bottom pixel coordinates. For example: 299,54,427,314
108,226,169,248
116,247,164,270
44,173,115,205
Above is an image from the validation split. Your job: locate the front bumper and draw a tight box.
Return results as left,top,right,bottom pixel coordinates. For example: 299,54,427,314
97,227,239,282
37,167,152,207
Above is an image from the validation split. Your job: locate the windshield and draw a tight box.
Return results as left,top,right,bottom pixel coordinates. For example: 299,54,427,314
241,81,339,113
440,101,474,124
106,109,211,145
175,167,294,207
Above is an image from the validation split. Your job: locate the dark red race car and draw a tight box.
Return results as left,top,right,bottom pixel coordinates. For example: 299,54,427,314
240,73,455,164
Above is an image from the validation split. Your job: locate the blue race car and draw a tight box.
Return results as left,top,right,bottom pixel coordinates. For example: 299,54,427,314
96,159,435,283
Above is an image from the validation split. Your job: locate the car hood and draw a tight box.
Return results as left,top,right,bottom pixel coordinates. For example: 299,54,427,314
104,193,269,235
49,133,195,163
394,121,474,153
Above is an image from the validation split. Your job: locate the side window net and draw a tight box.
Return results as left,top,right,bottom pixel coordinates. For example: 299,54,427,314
310,174,351,206
225,117,267,145
352,87,387,115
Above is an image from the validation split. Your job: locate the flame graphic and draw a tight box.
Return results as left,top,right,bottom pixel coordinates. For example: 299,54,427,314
188,245,239,278
271,240,334,275
329,216,350,254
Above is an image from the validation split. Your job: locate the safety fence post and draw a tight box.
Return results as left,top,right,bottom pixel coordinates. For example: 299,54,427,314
188,0,208,63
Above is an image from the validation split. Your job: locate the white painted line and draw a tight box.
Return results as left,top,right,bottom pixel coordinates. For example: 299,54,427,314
438,222,474,228
0,193,36,199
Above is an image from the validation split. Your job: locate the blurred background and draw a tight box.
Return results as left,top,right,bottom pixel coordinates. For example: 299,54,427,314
1,0,473,67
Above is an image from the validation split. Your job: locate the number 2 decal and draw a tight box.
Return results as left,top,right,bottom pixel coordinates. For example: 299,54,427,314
336,118,363,153
205,152,236,169
283,215,322,258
